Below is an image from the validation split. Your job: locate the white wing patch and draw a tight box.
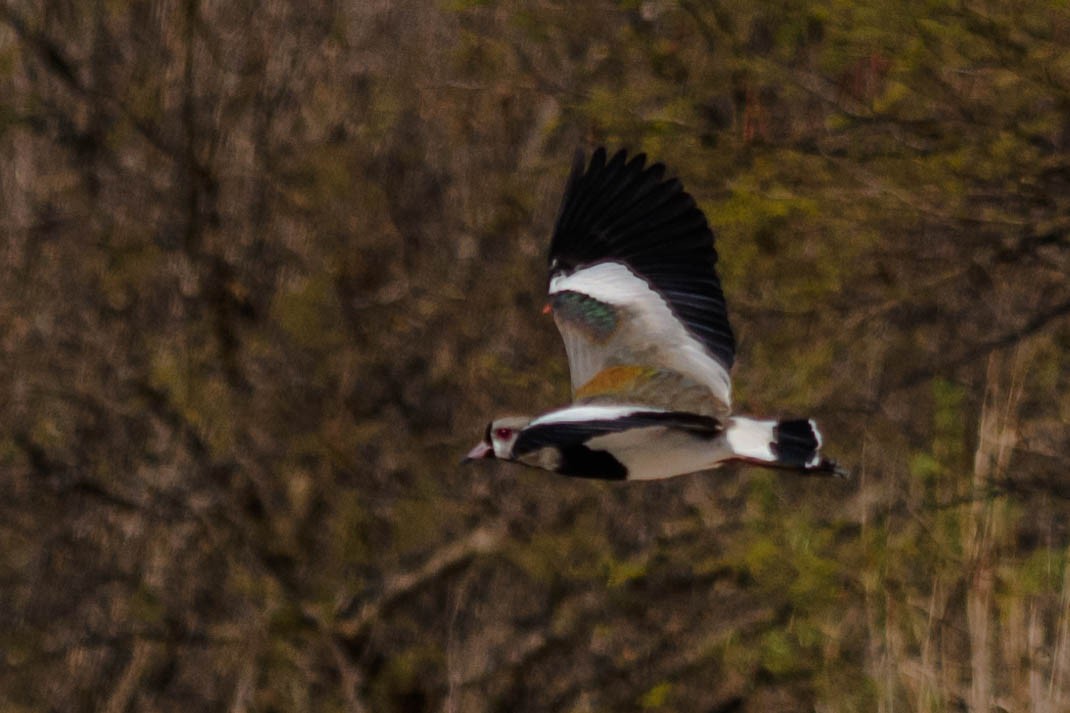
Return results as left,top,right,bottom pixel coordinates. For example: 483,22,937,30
549,261,732,407
549,261,653,306
529,404,656,426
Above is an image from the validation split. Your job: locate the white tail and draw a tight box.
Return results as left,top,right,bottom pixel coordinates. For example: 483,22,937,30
724,418,779,463
726,417,846,476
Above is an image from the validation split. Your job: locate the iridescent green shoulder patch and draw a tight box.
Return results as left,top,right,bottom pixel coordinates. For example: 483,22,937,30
550,290,619,341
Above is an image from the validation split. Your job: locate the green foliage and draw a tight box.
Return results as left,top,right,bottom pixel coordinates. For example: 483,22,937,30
272,274,346,352
638,681,673,709
603,552,648,588
760,628,805,678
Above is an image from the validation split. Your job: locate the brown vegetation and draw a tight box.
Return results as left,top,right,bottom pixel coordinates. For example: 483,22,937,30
1,1,1069,711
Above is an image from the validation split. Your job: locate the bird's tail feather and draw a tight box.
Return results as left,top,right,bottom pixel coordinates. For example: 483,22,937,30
726,417,847,477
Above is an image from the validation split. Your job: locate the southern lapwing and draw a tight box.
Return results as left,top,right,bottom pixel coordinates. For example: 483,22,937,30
464,147,846,481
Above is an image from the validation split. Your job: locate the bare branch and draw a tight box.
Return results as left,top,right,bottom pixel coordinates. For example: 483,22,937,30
333,523,508,639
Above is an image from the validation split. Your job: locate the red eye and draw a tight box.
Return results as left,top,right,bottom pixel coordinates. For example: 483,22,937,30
494,427,513,440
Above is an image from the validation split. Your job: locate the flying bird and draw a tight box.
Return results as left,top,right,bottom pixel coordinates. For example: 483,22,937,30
464,148,846,481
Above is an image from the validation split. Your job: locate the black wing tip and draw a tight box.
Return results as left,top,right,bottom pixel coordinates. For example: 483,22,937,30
551,146,683,257
569,145,659,175
579,146,655,181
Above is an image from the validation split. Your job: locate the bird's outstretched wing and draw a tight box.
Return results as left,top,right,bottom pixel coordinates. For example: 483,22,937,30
547,147,735,417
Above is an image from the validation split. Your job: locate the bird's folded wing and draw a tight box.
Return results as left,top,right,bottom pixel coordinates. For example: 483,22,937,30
547,148,735,416
514,406,722,457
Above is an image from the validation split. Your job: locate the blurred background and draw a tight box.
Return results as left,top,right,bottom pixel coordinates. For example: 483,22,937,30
2,1,1069,711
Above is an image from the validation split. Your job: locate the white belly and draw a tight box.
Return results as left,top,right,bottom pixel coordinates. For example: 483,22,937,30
585,427,734,480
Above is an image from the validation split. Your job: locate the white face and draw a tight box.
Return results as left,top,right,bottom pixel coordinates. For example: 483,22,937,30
488,417,528,458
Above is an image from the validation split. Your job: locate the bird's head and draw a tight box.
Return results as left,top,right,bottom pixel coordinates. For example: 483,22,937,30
462,416,531,463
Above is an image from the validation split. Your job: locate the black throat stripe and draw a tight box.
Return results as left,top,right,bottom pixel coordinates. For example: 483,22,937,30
556,444,628,480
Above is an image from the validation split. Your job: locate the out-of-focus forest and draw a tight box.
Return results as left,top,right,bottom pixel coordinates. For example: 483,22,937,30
2,0,1069,711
